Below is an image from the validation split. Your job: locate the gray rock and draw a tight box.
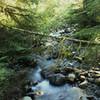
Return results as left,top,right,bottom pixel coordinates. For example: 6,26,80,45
41,67,55,78
86,95,96,100
88,78,94,83
95,78,100,86
95,90,100,97
22,96,32,100
80,75,86,82
41,66,60,79
67,73,76,82
48,73,66,86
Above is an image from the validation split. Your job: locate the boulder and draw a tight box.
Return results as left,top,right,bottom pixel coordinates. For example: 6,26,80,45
48,73,66,86
41,66,60,79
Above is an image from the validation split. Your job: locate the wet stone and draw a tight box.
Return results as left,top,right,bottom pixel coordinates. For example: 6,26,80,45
79,80,88,89
67,73,76,83
80,75,86,82
95,78,100,86
87,95,96,100
95,90,100,97
22,96,32,100
48,73,66,86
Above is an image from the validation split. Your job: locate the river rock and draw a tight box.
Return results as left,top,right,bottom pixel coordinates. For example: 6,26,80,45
74,68,82,75
62,67,75,74
22,96,32,100
80,71,88,77
95,90,100,97
74,56,83,63
67,73,76,82
93,74,100,78
88,78,94,83
95,78,100,86
41,68,55,78
79,80,88,89
48,73,66,86
86,95,96,100
92,67,100,71
80,75,86,82
41,66,60,79
26,92,35,100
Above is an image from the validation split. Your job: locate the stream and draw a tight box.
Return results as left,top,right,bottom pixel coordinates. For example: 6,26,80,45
27,56,87,100
23,29,88,100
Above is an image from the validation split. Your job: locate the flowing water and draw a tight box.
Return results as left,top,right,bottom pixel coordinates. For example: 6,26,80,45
28,56,87,100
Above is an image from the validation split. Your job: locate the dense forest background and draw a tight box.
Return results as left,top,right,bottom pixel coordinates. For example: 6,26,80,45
0,0,100,100
0,0,100,49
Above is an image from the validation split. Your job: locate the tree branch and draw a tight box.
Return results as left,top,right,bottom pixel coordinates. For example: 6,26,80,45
1,25,100,45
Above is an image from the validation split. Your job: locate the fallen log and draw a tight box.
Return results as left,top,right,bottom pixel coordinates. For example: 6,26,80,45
3,26,100,45
64,37,100,45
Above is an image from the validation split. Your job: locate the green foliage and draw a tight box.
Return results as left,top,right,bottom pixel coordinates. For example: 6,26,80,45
0,2,37,30
0,63,14,95
81,45,100,67
83,0,100,23
0,65,13,81
0,27,32,52
35,0,82,33
73,25,100,40
0,67,15,100
65,10,92,28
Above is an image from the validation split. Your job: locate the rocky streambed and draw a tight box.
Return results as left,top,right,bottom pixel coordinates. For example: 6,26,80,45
2,34,100,100
21,55,100,100
2,52,99,100
25,57,87,100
